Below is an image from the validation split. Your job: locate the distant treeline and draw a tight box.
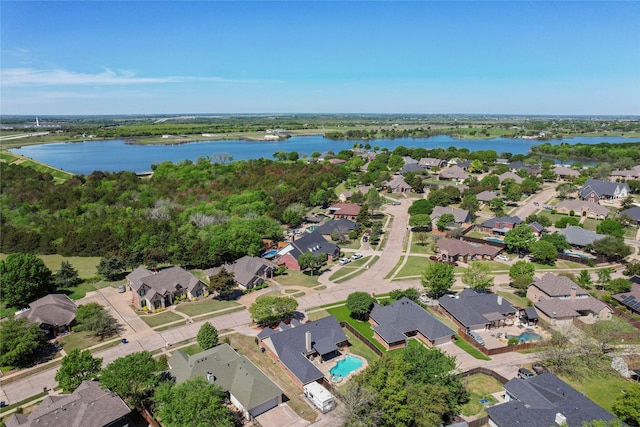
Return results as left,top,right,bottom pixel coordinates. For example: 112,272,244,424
531,142,640,163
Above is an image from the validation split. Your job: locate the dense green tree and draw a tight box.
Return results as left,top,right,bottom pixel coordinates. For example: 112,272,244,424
74,302,118,337
249,296,298,325
346,292,375,320
389,288,420,302
297,252,327,276
503,224,536,254
143,247,169,270
540,232,571,252
408,199,434,216
100,351,164,409
556,183,577,198
612,383,640,427
282,203,306,226
596,219,625,237
97,256,125,281
587,236,633,260
436,213,455,231
367,189,383,215
154,376,235,427
460,195,479,219
196,322,219,350
489,197,505,216
596,269,612,290
421,262,454,298
576,270,593,288
207,267,236,299
0,253,52,307
509,261,535,290
55,349,102,392
0,317,47,367
606,278,631,294
554,216,581,228
53,261,82,288
529,240,558,265
461,262,494,291
409,214,432,231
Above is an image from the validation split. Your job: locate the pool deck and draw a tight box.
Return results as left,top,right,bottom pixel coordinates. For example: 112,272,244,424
311,351,368,385
474,322,549,350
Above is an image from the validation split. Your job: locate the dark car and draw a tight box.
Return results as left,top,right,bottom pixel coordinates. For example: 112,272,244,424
429,255,438,261
518,368,535,379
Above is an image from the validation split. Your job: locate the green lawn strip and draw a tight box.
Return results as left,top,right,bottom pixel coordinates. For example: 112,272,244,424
560,371,632,413
87,338,124,355
188,306,245,322
314,285,327,291
342,329,380,364
140,311,184,328
0,391,49,414
57,330,104,352
334,255,381,284
385,256,406,279
409,239,434,254
291,291,305,297
306,309,331,321
495,290,530,308
453,335,491,360
339,239,362,250
394,256,430,279
174,299,240,317
272,270,321,288
459,373,503,417
326,306,387,353
27,254,100,279
178,343,204,355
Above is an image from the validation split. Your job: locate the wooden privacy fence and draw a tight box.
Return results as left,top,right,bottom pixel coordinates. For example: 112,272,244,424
340,321,384,357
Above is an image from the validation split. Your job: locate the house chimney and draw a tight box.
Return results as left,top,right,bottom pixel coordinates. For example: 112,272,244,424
497,295,503,305
570,286,577,300
206,372,214,383
305,331,312,353
555,413,567,426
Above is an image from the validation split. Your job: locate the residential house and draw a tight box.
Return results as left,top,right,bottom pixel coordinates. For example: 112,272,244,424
438,289,517,332
314,219,359,238
436,239,501,262
485,373,616,427
527,273,613,325
553,165,580,180
328,158,346,165
337,185,373,202
167,344,283,419
555,200,610,219
431,206,471,229
418,157,447,169
258,316,349,388
402,156,418,165
476,190,499,203
528,222,545,238
400,163,423,175
480,215,522,235
498,171,523,184
276,231,340,271
612,277,640,315
328,203,361,220
205,256,277,291
507,161,527,172
15,294,77,336
609,165,640,182
438,165,469,182
620,206,640,224
5,380,131,427
126,266,207,310
385,175,412,193
558,226,605,247
369,297,454,350
579,179,630,203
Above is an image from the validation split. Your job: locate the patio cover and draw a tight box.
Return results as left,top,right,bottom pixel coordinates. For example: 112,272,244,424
314,337,339,356
524,307,539,319
482,312,506,322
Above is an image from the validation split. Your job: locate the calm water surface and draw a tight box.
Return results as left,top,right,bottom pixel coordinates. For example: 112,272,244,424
10,135,640,175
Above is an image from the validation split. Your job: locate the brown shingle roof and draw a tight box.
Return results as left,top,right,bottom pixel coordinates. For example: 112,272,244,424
328,203,361,217
15,294,77,327
532,273,589,298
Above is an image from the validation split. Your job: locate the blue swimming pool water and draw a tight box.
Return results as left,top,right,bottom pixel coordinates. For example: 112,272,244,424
486,237,503,243
562,251,594,259
507,332,541,342
330,355,363,378
262,249,278,258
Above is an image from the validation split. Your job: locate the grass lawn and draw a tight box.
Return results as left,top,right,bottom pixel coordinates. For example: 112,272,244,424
385,256,405,279
495,290,530,308
394,256,430,279
453,335,491,360
0,254,101,279
225,333,318,423
342,329,380,364
140,311,183,328
339,239,363,250
561,371,632,412
273,270,321,288
410,238,434,254
328,256,372,281
306,309,331,321
175,299,240,317
327,305,387,353
57,330,104,352
178,343,203,355
459,373,504,417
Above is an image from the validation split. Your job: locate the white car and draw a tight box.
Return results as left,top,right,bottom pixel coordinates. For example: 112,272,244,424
339,258,351,265
496,255,509,261
351,253,363,260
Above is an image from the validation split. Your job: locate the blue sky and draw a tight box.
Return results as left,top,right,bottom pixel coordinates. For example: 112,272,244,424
2,1,639,115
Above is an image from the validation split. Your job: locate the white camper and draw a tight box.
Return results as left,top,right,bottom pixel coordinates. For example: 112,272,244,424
303,382,335,413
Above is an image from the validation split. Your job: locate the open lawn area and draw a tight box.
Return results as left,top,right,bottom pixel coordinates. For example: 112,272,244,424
327,305,387,353
328,255,375,282
409,236,435,254
495,290,530,308
459,373,503,416
342,328,380,364
140,310,184,328
175,298,241,317
394,256,430,279
453,335,491,361
272,270,321,288
561,370,632,413
0,254,101,279
57,330,107,353
225,333,318,423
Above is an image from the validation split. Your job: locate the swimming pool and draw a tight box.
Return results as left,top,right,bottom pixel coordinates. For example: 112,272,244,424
486,237,503,243
307,225,319,232
330,355,363,380
506,332,541,342
262,249,278,259
562,251,595,259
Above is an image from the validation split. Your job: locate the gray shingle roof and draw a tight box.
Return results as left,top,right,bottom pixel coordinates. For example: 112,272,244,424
476,190,499,202
438,289,516,329
264,316,348,385
558,226,605,247
369,297,454,344
485,373,615,427
532,273,589,298
5,380,130,427
127,265,204,294
279,230,340,260
579,179,630,199
432,206,471,224
205,256,276,289
15,294,77,327
314,219,359,236
481,215,522,231
167,344,282,416
621,206,640,221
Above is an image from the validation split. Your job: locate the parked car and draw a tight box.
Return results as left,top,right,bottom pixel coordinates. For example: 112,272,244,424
518,368,535,379
362,236,368,242
496,254,509,261
351,253,363,260
468,331,485,346
449,261,459,267
392,201,401,206
339,258,351,265
533,201,539,206
532,365,547,375
118,285,126,293
429,255,438,261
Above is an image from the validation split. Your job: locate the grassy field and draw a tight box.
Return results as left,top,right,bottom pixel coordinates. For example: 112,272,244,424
327,305,387,353
140,311,184,328
459,373,503,417
453,335,491,361
385,256,405,279
174,299,241,317
561,371,632,413
0,254,101,279
342,329,380,364
57,330,107,352
272,270,321,288
495,290,530,308
328,255,373,282
394,256,430,278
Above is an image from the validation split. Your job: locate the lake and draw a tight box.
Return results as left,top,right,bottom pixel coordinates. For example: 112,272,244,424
10,135,640,175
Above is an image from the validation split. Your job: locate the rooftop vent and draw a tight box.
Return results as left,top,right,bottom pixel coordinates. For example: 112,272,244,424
555,413,567,425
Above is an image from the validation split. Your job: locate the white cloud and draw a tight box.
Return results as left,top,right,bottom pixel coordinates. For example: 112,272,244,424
0,68,280,86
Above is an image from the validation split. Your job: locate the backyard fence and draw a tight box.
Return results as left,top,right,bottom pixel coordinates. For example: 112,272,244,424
340,321,384,357
458,366,509,384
